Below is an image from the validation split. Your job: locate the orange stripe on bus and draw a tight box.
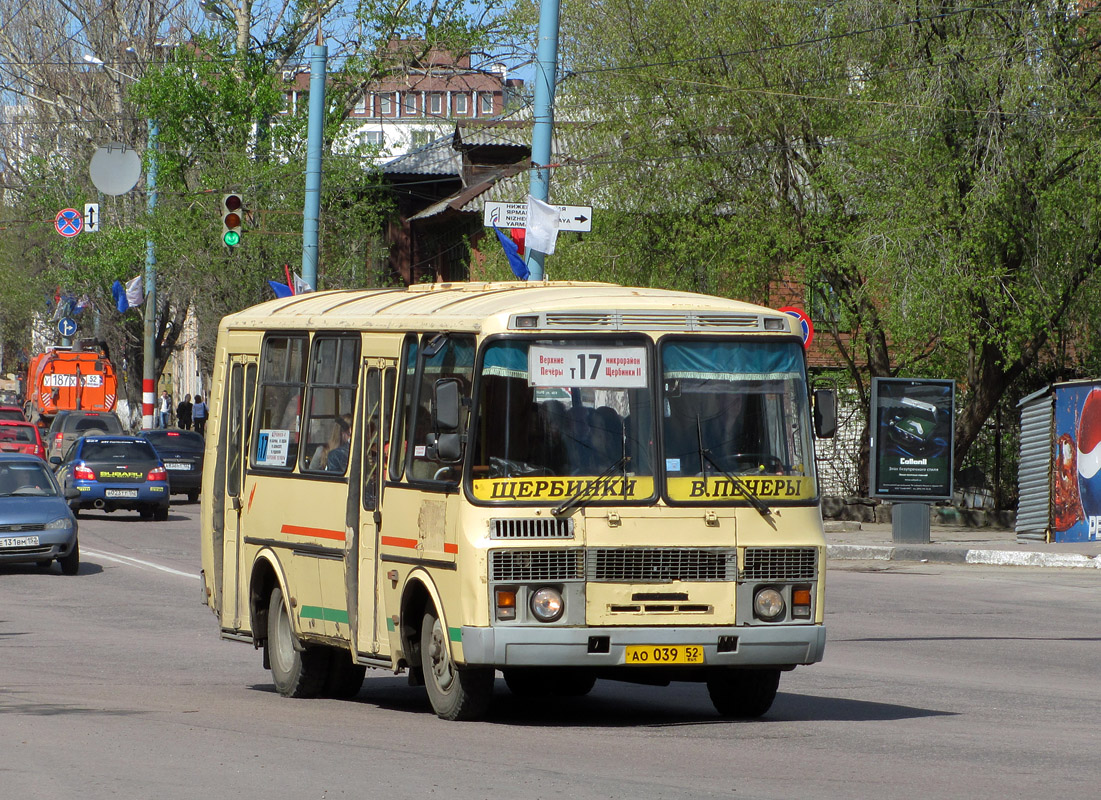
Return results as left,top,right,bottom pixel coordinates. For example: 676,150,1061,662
443,543,458,554
280,524,345,541
381,536,418,549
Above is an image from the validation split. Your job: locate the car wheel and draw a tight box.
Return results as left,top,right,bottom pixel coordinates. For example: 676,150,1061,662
187,490,199,503
59,540,79,576
153,504,169,521
69,504,81,518
266,585,329,698
420,608,493,720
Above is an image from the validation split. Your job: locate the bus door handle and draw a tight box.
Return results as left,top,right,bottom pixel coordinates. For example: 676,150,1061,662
373,510,382,529
231,496,242,511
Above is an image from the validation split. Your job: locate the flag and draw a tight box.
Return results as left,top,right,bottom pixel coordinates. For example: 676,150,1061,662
112,280,128,313
268,280,293,298
293,273,314,295
74,295,91,315
526,195,560,255
494,225,529,280
125,275,144,308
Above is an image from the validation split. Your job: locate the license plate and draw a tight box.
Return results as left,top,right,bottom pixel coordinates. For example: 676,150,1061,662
165,463,191,471
1,535,40,548
624,645,705,665
105,489,138,498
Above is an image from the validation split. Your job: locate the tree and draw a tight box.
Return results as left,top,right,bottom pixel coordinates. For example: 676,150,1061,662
550,0,1101,492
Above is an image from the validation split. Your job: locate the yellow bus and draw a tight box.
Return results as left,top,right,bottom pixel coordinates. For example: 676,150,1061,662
199,281,836,720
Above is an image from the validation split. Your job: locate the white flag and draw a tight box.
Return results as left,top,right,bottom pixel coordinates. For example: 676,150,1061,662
124,275,144,308
525,195,560,255
293,273,314,295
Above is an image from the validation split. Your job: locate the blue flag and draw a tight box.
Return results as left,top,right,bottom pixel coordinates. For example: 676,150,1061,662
111,280,128,313
267,280,293,298
494,225,529,280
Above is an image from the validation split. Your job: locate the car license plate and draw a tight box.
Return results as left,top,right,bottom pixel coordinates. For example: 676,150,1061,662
1,535,40,548
165,462,191,471
624,645,705,665
105,489,138,498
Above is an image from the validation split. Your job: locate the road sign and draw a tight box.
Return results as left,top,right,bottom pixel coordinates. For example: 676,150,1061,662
779,306,814,348
84,203,100,233
57,317,78,337
483,201,593,233
55,208,83,237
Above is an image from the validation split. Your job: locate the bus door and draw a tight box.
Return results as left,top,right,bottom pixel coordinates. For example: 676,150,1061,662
218,354,258,633
350,359,395,657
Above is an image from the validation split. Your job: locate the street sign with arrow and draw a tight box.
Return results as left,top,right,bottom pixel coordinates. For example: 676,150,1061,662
483,201,593,232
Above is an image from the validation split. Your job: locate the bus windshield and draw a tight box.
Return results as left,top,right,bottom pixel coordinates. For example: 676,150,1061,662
660,339,817,503
469,337,655,503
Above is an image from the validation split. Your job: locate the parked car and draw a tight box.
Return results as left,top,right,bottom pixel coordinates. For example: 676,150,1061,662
137,429,204,502
0,454,79,574
0,420,46,459
45,410,125,463
53,436,170,520
0,404,27,422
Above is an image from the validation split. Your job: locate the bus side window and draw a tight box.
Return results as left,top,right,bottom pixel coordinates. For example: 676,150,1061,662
407,335,475,483
389,335,418,483
252,334,307,470
300,335,360,475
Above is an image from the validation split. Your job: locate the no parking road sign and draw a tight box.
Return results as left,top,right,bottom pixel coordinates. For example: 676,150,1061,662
55,208,83,237
779,306,814,348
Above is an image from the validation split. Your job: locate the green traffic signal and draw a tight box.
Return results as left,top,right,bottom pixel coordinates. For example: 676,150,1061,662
221,193,244,247
223,230,241,247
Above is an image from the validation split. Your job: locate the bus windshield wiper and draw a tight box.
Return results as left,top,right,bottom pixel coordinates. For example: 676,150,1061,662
552,455,631,518
696,417,773,520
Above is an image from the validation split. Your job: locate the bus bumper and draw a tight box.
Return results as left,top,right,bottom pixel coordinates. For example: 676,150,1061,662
459,624,826,668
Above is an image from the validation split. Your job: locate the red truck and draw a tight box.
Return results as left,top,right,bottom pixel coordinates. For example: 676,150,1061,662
24,339,119,428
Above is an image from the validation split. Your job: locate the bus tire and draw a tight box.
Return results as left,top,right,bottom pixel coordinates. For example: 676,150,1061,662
706,668,780,718
504,668,596,697
420,609,493,721
267,586,329,698
324,648,366,699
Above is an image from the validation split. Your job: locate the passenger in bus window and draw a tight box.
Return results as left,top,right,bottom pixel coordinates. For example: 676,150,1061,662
325,416,352,473
309,423,342,470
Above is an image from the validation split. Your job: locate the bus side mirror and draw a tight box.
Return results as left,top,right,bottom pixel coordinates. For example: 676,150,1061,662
433,379,460,432
814,388,837,439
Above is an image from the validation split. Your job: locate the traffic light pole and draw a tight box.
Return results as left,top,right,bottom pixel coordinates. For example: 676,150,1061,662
142,118,158,430
527,0,561,282
301,30,327,292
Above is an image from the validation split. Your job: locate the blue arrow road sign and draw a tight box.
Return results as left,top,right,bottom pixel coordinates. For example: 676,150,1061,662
57,317,78,337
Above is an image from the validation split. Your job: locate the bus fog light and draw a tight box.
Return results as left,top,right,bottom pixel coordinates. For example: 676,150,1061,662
530,587,564,622
753,587,785,621
496,589,517,621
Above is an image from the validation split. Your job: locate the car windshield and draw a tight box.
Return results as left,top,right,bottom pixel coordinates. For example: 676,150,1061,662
660,339,817,503
0,462,58,496
469,337,655,504
81,441,158,461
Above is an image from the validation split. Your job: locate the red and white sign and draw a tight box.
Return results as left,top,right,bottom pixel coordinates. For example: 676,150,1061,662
779,306,814,348
55,208,83,237
528,345,648,388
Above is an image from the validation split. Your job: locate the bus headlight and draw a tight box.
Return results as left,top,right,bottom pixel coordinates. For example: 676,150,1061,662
753,587,785,621
530,587,564,622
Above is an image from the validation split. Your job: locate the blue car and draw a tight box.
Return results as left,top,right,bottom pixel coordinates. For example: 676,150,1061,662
0,454,79,574
53,436,171,521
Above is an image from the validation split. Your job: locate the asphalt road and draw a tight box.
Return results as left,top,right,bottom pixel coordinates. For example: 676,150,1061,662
2,502,1099,800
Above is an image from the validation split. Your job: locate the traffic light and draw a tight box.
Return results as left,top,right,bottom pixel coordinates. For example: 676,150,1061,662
221,193,243,247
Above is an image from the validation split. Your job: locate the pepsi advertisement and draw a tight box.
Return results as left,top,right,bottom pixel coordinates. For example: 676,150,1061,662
1051,383,1101,543
870,378,955,500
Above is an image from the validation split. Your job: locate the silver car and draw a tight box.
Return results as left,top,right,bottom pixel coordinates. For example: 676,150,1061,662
0,454,79,574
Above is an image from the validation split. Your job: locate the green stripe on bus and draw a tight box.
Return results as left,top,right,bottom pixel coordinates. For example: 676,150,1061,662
449,627,462,642
386,617,396,631
299,606,350,625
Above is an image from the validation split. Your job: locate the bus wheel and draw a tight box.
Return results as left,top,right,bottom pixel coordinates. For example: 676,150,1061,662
504,668,596,697
420,609,493,721
323,648,366,699
706,668,780,718
267,586,329,698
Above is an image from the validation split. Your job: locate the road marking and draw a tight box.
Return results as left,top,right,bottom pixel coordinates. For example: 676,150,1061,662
83,548,199,579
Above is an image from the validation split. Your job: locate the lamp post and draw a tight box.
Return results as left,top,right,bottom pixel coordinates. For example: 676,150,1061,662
83,53,158,430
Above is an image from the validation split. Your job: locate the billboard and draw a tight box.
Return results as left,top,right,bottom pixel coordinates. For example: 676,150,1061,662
1051,383,1101,542
870,378,955,500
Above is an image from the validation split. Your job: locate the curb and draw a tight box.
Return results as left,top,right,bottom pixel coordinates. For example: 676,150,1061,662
827,544,1101,569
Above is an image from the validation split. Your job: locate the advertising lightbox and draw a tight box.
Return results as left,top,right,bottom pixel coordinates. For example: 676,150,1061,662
870,378,955,500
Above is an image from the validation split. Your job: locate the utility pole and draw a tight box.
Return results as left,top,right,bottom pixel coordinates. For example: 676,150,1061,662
527,0,561,281
301,24,327,292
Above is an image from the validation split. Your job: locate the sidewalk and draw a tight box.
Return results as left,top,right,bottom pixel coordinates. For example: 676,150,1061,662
825,521,1101,569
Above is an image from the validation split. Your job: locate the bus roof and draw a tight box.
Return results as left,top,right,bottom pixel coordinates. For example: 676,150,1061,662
219,281,797,338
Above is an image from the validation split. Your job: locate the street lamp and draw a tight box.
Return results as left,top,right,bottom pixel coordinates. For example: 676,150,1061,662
84,53,159,430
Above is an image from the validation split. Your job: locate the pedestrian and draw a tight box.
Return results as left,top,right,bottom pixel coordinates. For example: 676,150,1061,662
158,389,172,429
176,394,193,430
192,394,207,436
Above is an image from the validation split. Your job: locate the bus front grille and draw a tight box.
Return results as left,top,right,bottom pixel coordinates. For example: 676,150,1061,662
490,518,574,539
740,547,818,581
490,548,585,581
587,548,737,582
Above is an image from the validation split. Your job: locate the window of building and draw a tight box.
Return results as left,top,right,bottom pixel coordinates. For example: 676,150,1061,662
455,93,468,115
480,93,494,115
358,130,384,148
403,93,418,116
354,93,366,115
410,129,434,149
252,335,308,470
429,93,443,116
379,94,393,116
300,336,360,475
